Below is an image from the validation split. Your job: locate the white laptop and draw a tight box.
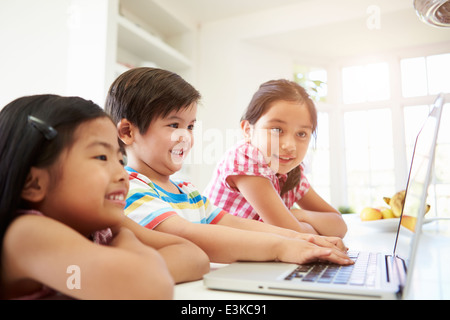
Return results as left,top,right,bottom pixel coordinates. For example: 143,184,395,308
203,94,445,300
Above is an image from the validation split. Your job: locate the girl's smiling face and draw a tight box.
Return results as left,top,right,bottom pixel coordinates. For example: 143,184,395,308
242,100,313,175
39,117,129,236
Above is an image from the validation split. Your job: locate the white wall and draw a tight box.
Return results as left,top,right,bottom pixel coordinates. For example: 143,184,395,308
65,0,117,105
0,0,116,108
190,16,296,191
0,0,71,107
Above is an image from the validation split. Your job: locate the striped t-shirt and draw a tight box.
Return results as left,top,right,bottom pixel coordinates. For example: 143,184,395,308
124,167,226,229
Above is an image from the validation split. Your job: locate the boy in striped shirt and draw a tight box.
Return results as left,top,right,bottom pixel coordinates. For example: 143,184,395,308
105,67,352,266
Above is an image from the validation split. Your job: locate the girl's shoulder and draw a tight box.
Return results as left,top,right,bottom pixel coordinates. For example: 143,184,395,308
3,211,101,268
2,212,116,299
1,214,74,294
6,211,58,235
3,213,80,254
227,141,266,165
232,140,257,153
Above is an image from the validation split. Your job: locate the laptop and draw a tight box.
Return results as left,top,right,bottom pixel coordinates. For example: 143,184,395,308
203,93,445,300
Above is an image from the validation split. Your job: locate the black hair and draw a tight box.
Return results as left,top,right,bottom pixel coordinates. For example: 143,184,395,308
0,94,108,256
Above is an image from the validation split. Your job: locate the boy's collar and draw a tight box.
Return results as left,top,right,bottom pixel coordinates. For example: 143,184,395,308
124,166,137,173
125,166,180,190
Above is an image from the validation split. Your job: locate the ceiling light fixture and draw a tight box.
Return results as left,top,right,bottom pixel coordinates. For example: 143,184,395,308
414,0,450,27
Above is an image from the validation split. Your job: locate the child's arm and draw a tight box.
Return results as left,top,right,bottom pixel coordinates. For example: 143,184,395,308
230,175,346,238
230,175,319,234
217,213,348,252
120,217,210,283
293,187,347,238
154,215,353,266
2,215,173,300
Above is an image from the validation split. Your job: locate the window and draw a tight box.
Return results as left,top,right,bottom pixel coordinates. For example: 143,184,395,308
339,53,450,213
295,68,330,201
294,66,327,102
401,53,450,218
304,112,331,202
344,108,395,210
429,103,450,217
403,105,431,161
342,62,390,104
401,53,450,97
296,51,449,215
341,61,396,210
401,58,428,97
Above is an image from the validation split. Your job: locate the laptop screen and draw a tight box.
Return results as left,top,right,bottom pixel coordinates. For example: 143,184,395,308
393,94,444,262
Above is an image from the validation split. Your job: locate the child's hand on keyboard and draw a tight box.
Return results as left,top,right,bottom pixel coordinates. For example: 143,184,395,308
276,238,355,265
296,234,349,253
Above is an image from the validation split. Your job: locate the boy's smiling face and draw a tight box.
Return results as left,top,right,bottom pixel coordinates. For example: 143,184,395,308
124,103,197,183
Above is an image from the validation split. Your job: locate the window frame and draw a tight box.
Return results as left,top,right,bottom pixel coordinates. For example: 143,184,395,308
308,43,450,212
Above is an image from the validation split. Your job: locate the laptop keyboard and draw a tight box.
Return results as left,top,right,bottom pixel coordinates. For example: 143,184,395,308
285,252,378,287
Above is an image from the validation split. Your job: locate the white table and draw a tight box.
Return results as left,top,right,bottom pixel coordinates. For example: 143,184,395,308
174,214,450,300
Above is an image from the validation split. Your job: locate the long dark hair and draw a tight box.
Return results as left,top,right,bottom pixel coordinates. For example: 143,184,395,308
241,79,318,196
0,94,107,255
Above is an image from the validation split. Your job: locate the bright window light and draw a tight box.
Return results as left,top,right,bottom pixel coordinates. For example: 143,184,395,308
304,112,331,202
344,108,395,209
401,57,428,97
342,62,390,104
401,53,450,98
427,53,450,94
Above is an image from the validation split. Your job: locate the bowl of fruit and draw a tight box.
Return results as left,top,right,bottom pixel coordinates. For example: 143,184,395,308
359,190,431,231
